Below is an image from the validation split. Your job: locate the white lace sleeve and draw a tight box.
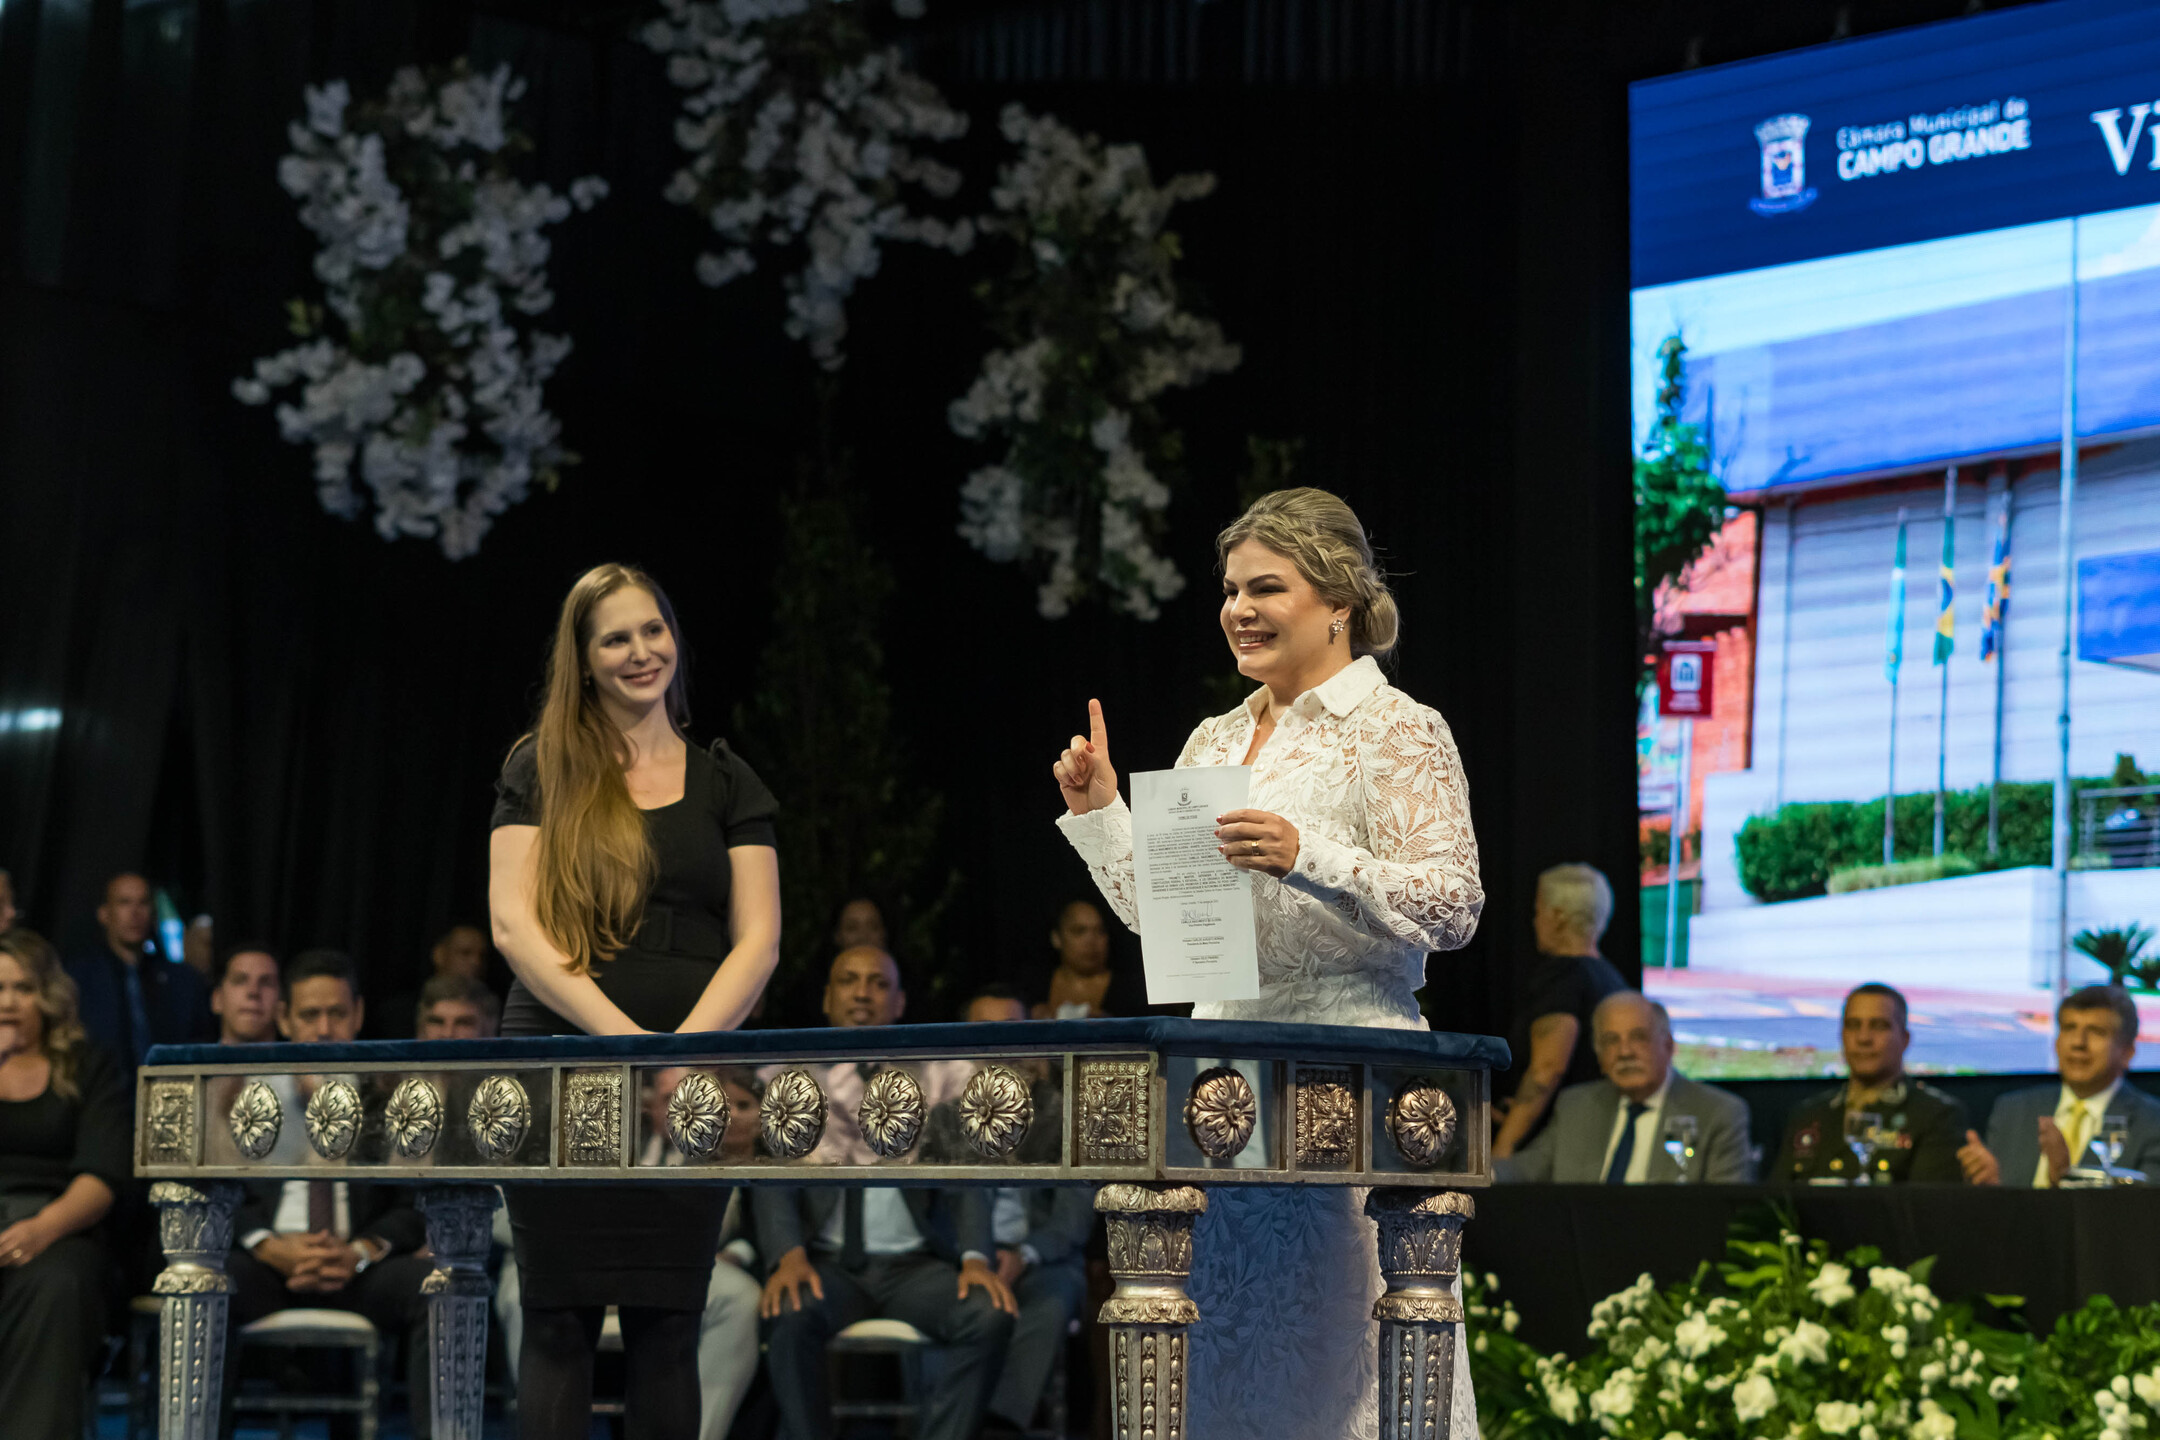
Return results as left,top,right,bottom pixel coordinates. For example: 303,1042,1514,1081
1054,797,1140,931
1279,704,1483,952
1054,717,1222,935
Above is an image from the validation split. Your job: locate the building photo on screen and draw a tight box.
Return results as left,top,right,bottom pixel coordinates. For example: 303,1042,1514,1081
1633,0,2160,1077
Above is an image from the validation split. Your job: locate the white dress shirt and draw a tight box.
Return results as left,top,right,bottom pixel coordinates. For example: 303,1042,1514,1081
239,1180,353,1250
2034,1079,2126,1187
816,1188,927,1257
1597,1073,1675,1184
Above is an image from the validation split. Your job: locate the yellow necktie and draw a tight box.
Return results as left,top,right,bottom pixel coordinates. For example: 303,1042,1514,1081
2064,1104,2092,1174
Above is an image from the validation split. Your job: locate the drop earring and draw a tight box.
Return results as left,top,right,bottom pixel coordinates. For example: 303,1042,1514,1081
1329,619,1345,643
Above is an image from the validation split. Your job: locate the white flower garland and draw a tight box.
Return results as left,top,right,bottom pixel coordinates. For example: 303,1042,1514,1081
642,0,972,370
951,105,1240,621
233,64,606,560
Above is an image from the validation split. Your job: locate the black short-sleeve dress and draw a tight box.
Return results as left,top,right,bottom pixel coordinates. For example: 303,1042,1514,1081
492,735,778,1311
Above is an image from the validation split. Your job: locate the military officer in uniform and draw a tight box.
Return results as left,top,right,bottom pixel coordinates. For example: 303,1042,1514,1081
1773,982,1968,1183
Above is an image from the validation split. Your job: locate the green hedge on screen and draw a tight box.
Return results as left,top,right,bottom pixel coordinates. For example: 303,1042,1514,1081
1733,781,2087,903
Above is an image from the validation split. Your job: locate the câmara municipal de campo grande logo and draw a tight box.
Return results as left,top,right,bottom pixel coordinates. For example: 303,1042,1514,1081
1750,113,1818,215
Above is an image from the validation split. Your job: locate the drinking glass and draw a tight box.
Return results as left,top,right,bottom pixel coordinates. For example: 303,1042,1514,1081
1846,1112,1882,1185
1661,1113,1699,1182
2103,1114,2131,1170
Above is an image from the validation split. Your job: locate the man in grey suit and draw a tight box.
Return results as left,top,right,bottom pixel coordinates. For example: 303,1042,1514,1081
1496,990,1754,1184
1958,984,2160,1186
754,949,1018,1440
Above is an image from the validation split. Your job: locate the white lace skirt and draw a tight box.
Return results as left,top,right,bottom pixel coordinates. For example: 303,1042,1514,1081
1183,1185,1478,1440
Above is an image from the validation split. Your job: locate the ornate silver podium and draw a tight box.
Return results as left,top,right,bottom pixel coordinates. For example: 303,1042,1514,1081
135,1017,1499,1439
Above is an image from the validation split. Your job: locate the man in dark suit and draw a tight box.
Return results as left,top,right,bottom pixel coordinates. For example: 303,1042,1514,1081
1959,984,2160,1186
754,947,1017,1440
225,949,435,1436
960,987,1094,1436
1496,989,1754,1184
64,871,211,1066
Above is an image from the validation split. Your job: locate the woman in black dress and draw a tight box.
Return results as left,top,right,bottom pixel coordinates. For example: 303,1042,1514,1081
490,562,782,1439
0,927,129,1440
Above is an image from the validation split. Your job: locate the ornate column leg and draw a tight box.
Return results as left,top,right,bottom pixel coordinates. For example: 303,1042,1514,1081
1096,1183,1207,1440
150,1180,242,1440
1367,1189,1474,1440
418,1186,499,1440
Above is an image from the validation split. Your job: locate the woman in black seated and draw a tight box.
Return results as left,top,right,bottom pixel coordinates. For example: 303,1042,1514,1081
490,562,782,1440
0,928,128,1440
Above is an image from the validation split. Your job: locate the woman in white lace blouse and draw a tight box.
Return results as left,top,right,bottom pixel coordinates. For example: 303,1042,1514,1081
1051,487,1484,1440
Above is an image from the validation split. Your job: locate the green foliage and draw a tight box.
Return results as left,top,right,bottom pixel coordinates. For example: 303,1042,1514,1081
732,469,957,1017
1467,1224,2160,1440
1733,781,2100,903
1634,334,1730,691
2072,924,2160,990
1826,854,1979,895
2111,754,2152,788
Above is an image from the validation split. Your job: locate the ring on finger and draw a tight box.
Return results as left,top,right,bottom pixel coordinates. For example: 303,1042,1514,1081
1249,840,1260,854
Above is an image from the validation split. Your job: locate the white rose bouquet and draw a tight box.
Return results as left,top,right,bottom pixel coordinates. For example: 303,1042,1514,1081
233,63,606,559
949,105,1241,621
642,0,973,370
1466,1232,2034,1440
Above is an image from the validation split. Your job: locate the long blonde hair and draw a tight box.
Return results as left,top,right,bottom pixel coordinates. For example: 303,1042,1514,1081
524,564,691,976
0,929,88,1100
1215,487,1401,658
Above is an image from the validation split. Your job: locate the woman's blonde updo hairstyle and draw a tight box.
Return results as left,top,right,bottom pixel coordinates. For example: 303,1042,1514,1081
1215,487,1400,659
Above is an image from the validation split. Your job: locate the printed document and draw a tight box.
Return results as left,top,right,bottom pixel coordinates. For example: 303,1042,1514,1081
1129,766,1261,1004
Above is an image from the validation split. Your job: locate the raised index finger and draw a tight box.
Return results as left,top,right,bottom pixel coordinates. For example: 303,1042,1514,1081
1089,698,1108,749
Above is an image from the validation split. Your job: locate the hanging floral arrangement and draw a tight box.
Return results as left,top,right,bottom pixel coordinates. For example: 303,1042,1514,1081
950,106,1241,621
642,0,973,370
232,64,607,560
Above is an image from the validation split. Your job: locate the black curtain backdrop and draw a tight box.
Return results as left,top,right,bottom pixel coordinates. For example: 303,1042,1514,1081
0,0,2035,1028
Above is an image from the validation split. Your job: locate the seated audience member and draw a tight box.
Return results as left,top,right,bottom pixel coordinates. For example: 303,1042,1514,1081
1035,900,1111,1017
1497,990,1753,1183
967,983,1091,1437
374,924,493,1039
499,1065,766,1439
0,929,130,1440
1959,984,2160,1186
415,973,500,1039
755,947,1016,1440
0,868,18,933
1493,864,1627,1158
211,944,282,1046
686,1067,764,1440
1035,898,1167,1018
181,915,216,984
64,871,211,1066
832,896,889,954
228,948,435,1435
1774,982,1967,1183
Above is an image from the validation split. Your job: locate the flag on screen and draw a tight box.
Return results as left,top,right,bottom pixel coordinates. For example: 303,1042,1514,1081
1932,511,1955,665
1885,514,1908,684
1981,500,2011,663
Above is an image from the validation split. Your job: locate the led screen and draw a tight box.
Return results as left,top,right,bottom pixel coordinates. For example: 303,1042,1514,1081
1631,0,2160,1076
